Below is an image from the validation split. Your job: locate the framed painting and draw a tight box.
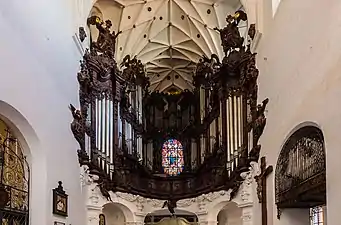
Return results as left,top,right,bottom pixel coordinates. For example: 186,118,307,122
53,181,68,217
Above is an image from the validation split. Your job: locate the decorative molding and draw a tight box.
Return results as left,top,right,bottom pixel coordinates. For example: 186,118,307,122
251,31,262,52
89,187,100,205
72,34,85,56
88,216,99,223
242,212,252,222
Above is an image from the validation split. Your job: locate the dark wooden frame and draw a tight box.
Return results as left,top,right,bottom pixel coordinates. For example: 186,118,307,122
52,181,68,217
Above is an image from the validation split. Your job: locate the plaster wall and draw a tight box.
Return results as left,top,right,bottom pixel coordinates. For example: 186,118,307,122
0,0,86,225
255,0,341,224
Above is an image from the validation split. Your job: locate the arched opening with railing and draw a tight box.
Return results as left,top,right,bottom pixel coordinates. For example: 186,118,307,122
0,118,30,225
275,125,326,224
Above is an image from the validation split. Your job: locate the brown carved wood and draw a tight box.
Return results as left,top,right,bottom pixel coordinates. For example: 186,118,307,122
70,12,270,202
255,157,273,225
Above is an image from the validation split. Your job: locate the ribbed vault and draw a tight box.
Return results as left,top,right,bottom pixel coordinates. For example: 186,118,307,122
90,0,246,92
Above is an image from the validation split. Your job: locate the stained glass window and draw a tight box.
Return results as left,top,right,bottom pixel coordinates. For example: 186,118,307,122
310,206,325,225
161,139,184,176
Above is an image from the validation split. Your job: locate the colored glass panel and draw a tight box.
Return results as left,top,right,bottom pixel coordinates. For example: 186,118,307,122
161,139,184,176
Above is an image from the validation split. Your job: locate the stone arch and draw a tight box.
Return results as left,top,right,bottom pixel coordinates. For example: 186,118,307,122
207,199,239,222
279,121,321,151
0,100,46,225
145,209,198,225
275,124,326,218
217,202,242,225
103,202,135,223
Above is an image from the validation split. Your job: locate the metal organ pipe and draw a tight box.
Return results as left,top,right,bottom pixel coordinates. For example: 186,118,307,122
93,95,116,176
137,86,143,161
85,106,91,156
226,95,243,171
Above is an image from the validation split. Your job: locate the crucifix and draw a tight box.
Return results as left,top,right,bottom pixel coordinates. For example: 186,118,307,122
255,156,273,225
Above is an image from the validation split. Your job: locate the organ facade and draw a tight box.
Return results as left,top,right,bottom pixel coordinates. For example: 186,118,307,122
70,10,268,202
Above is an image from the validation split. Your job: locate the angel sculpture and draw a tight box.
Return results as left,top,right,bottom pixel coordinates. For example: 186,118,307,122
97,181,112,202
69,104,85,151
162,200,177,216
214,10,247,56
87,16,122,57
253,98,269,144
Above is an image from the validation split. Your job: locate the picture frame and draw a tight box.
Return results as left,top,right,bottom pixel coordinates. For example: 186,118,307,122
52,181,68,217
54,222,66,225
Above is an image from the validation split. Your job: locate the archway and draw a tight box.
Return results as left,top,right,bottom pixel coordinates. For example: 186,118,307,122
275,125,326,224
217,202,242,225
0,100,45,225
102,202,134,225
145,209,198,225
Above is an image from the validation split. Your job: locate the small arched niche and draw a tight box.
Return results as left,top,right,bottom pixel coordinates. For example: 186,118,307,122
145,209,198,225
217,202,242,225
275,125,326,224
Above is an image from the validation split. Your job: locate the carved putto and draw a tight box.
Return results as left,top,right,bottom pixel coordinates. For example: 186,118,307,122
121,55,146,85
253,98,269,144
69,104,85,151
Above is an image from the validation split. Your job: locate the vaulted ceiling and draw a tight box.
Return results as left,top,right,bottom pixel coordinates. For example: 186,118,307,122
90,0,246,92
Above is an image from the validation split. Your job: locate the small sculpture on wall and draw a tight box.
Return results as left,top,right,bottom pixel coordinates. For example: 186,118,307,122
69,104,85,152
87,16,122,57
97,180,112,202
79,27,87,42
253,98,269,144
53,181,68,217
162,200,177,216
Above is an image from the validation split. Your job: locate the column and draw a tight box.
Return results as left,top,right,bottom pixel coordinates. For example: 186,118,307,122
199,221,218,225
278,209,310,225
241,206,253,225
87,206,102,225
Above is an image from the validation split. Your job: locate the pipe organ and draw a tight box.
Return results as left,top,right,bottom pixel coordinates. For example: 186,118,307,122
71,11,269,201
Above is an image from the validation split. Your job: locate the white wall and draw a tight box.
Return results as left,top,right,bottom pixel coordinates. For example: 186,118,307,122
255,0,341,224
0,0,86,225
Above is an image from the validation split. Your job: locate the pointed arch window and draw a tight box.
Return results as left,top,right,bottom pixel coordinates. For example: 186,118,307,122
161,139,184,176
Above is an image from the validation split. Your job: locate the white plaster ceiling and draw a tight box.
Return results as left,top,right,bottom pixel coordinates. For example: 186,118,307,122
91,0,246,92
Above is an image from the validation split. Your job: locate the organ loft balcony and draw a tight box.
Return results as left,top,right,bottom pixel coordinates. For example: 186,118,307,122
69,11,268,202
